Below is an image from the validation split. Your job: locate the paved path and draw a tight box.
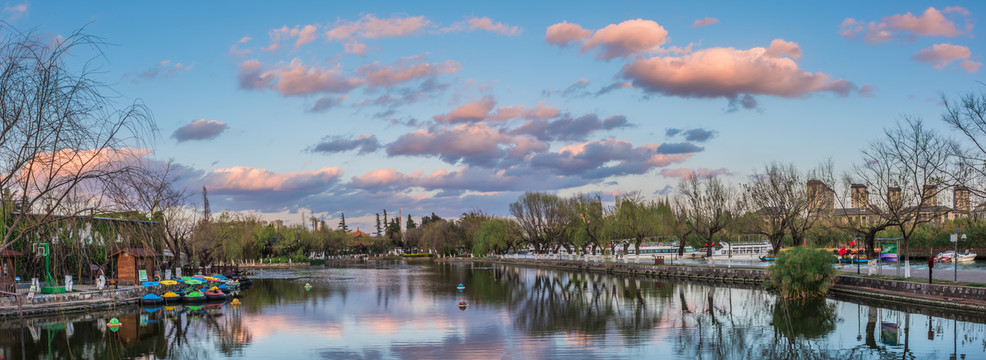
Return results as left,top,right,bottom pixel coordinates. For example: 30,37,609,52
838,264,986,284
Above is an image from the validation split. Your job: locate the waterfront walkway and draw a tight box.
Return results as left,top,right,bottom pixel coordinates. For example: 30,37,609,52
838,265,986,284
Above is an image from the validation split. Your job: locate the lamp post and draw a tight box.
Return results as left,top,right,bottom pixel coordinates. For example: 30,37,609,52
952,226,966,283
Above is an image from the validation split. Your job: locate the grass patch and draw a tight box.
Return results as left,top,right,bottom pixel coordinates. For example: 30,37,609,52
401,253,433,258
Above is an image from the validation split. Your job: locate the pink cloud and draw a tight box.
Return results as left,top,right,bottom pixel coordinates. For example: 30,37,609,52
238,59,362,96
839,7,973,43
350,168,413,189
911,43,978,71
490,101,561,121
326,14,431,41
545,21,593,47
2,2,28,22
858,85,877,98
883,7,969,37
358,59,460,88
944,6,971,16
764,39,802,61
452,16,522,36
237,36,252,44
201,166,343,193
344,41,367,56
961,60,983,73
621,39,858,102
20,148,152,184
265,25,319,51
693,17,719,28
660,167,732,179
582,19,669,60
433,97,497,123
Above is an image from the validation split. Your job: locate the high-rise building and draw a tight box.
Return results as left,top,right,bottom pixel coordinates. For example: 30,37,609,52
954,186,970,213
887,187,901,208
807,179,834,211
922,185,938,207
851,184,868,209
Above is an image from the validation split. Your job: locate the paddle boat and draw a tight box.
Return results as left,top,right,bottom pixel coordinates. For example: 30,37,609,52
161,291,181,303
141,281,160,288
140,293,164,305
160,280,179,286
183,290,206,303
204,287,227,301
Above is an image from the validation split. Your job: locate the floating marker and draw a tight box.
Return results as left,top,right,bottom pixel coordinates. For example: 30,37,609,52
458,300,468,311
456,283,465,292
107,317,122,331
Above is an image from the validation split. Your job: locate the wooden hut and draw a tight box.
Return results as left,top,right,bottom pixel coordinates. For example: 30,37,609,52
0,249,22,291
109,248,160,285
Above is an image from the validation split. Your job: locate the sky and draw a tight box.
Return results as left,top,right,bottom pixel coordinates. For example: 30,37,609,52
7,1,984,230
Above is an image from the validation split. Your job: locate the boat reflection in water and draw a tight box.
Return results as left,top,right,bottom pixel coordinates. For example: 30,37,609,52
1,261,984,359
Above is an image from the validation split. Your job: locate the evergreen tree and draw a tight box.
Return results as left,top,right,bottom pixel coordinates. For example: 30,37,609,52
375,213,382,237
406,214,416,229
383,209,388,237
338,213,349,232
386,219,403,247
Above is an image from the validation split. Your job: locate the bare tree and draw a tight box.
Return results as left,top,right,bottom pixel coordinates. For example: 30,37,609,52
942,88,986,195
743,162,824,253
679,176,743,257
509,192,569,255
613,192,661,256
874,117,957,277
568,193,605,255
823,117,958,276
0,28,152,253
102,160,192,266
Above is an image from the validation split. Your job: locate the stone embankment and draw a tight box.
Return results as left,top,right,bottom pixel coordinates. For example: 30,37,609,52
0,286,145,319
469,257,986,313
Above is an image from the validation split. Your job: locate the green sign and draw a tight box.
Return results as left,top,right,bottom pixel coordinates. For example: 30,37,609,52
138,270,148,282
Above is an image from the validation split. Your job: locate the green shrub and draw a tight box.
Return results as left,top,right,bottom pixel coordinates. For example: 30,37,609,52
308,259,326,266
766,247,837,299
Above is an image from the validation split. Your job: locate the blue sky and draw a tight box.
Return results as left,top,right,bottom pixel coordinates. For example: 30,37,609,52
10,1,983,229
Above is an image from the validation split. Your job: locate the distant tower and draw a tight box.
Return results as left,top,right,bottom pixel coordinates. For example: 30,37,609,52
273,220,284,229
922,185,938,207
887,187,901,209
954,186,970,212
851,184,869,209
806,179,834,211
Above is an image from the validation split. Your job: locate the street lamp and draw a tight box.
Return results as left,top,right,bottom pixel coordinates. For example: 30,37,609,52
951,227,966,283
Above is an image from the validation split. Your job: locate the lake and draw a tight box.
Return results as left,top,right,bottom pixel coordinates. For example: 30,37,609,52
2,260,984,359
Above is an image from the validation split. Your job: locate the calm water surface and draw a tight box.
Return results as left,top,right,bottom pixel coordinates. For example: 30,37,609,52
3,260,986,359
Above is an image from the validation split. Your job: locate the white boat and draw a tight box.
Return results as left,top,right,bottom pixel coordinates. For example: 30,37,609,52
711,242,772,259
936,250,977,263
628,244,703,259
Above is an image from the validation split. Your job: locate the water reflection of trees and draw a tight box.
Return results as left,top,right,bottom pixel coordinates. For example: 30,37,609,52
509,270,672,345
0,301,255,359
492,263,986,359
